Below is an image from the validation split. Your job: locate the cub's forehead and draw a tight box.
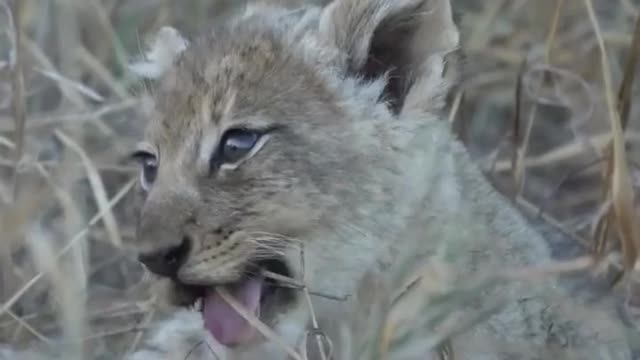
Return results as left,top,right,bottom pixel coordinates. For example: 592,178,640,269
144,6,334,151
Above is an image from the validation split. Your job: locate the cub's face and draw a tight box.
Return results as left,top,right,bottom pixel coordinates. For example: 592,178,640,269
130,0,458,351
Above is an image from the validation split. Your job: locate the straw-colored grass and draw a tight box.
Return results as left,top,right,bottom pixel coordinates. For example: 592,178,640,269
0,0,639,359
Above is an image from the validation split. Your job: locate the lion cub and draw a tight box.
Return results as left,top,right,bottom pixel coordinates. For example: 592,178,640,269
128,0,633,359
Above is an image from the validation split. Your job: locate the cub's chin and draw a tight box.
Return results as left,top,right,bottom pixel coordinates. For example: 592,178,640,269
164,258,298,348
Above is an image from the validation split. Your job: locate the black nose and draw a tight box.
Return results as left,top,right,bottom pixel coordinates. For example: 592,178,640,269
137,238,190,277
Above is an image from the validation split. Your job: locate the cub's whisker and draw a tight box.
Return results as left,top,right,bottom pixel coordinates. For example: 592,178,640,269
246,232,304,243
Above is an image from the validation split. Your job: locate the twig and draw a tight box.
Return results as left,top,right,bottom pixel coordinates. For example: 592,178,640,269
515,195,590,248
261,270,348,302
55,130,123,248
467,0,504,51
584,0,640,270
75,45,129,99
514,3,564,196
183,340,221,360
536,157,603,218
544,0,565,64
0,159,136,174
0,99,138,132
0,179,135,317
492,132,640,172
10,0,26,201
617,13,640,130
510,59,525,196
300,247,329,360
447,90,463,126
5,309,51,344
82,325,150,341
501,255,595,281
124,308,155,356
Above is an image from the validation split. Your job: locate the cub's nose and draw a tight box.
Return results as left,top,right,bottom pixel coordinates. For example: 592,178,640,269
137,237,190,277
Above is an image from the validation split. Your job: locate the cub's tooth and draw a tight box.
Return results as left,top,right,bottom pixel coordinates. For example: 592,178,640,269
195,298,203,312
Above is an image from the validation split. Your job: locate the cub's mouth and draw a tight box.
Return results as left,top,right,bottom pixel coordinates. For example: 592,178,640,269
171,258,296,347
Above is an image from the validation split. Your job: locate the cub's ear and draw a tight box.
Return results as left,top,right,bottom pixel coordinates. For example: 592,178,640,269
319,0,459,114
129,26,189,80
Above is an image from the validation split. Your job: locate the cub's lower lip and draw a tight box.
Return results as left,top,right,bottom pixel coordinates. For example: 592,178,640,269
172,258,294,347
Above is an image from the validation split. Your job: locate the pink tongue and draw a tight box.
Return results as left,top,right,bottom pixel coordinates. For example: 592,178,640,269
202,277,264,347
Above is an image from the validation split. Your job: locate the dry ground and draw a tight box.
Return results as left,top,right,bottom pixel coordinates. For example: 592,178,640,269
0,0,639,358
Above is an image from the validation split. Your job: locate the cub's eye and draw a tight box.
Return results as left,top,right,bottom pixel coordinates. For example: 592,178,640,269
217,129,260,165
132,151,158,191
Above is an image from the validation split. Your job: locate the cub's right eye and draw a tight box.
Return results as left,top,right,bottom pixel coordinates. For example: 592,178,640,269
131,151,158,191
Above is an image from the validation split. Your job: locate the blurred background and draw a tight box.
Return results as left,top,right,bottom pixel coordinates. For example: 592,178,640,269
0,0,639,358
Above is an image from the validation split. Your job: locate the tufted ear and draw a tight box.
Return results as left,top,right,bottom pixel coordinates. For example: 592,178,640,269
129,27,189,80
319,0,459,113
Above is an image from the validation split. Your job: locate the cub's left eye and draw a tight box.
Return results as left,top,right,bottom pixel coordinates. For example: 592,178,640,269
217,129,261,165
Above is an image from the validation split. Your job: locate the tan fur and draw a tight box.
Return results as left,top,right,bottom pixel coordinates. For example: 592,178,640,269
129,0,632,359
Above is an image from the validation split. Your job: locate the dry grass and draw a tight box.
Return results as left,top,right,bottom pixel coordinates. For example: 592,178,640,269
457,1,640,278
0,0,639,359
